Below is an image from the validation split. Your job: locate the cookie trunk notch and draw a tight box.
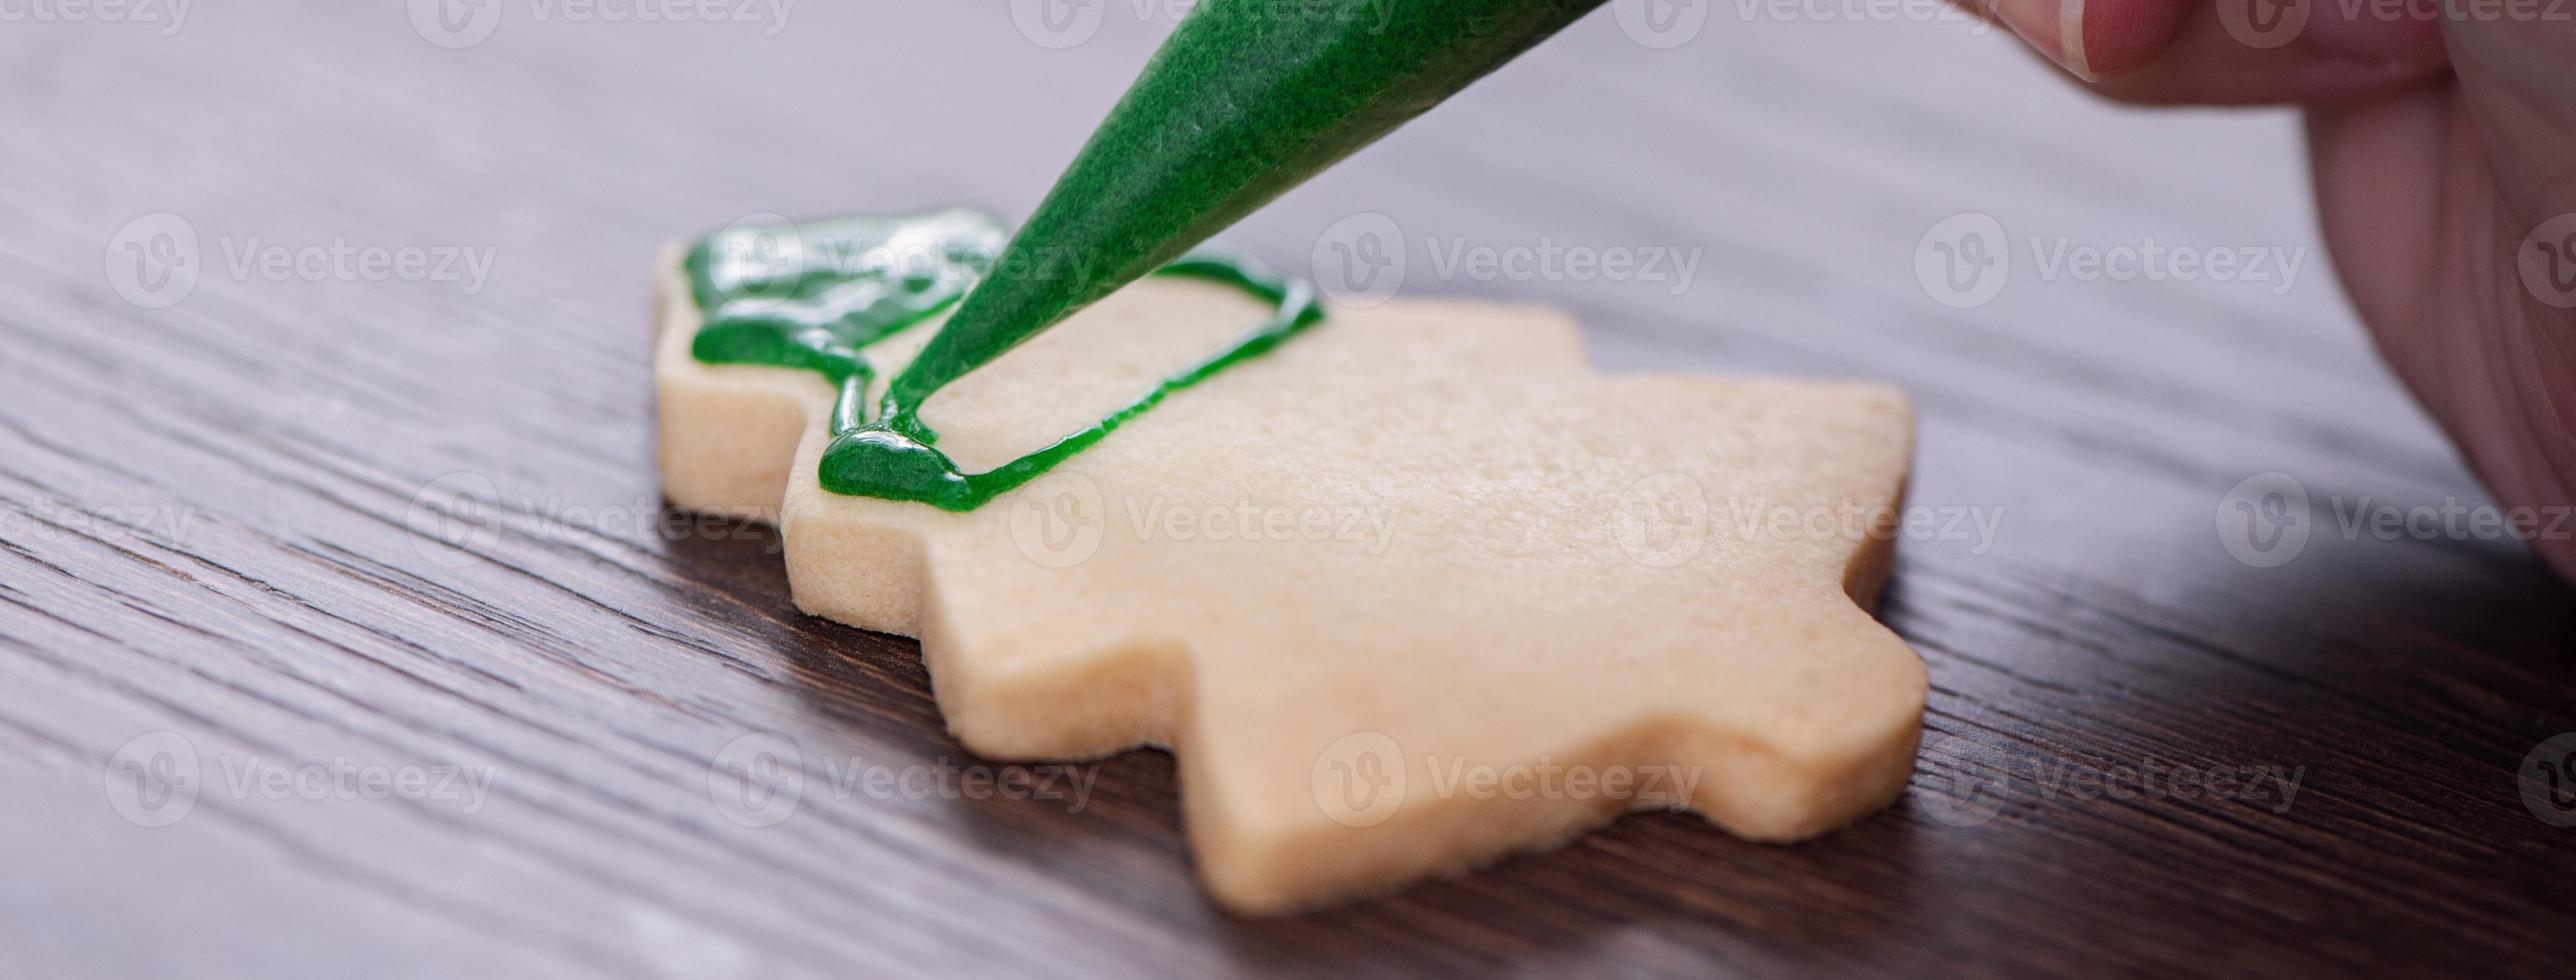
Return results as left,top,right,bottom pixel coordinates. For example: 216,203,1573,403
887,0,1612,410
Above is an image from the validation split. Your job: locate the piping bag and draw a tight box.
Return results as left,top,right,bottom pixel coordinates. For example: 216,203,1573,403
880,0,1610,411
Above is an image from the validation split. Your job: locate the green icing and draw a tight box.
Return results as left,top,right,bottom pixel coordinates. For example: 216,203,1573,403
887,0,1608,411
685,209,1324,511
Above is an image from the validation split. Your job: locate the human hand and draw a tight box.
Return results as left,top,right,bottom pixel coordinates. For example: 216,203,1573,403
1980,0,2576,580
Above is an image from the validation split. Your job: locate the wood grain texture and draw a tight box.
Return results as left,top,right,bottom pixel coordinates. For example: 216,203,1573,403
1,4,2570,978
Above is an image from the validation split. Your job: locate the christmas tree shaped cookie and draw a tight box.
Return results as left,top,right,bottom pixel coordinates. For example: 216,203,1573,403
654,211,1924,913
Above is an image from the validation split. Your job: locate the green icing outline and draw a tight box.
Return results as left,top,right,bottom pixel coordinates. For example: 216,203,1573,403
684,208,1325,511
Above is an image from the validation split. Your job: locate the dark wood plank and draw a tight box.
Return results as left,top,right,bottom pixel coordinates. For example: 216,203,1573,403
1,4,2570,978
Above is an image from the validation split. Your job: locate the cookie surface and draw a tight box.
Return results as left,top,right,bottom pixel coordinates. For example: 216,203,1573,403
655,248,1924,913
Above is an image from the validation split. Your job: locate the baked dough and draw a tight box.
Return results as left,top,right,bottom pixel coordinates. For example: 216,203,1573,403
654,248,1925,913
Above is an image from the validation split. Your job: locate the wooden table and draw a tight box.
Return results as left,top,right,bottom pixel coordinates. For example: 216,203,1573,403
4,4,2569,977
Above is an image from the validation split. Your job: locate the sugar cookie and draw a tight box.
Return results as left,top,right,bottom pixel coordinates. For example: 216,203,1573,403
654,212,1924,913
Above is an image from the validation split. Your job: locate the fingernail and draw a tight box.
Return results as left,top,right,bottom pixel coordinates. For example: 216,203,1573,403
1990,0,2097,81
2055,0,2094,80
